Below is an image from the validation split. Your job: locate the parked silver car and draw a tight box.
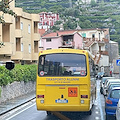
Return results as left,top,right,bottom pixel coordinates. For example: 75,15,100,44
103,79,120,96
116,99,120,120
105,83,120,96
100,77,115,94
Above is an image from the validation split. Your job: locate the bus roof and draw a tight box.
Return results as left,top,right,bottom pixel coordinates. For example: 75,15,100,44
39,49,88,56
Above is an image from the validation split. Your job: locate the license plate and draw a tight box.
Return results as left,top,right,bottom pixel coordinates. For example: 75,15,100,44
55,99,68,103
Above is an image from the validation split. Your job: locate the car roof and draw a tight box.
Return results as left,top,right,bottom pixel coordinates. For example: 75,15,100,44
102,77,115,82
107,78,120,81
106,79,120,82
108,83,120,87
109,82,120,85
102,77,115,79
111,87,120,90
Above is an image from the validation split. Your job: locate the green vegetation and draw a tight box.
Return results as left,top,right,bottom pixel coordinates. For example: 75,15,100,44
0,0,16,24
15,0,120,51
0,87,1,97
0,64,37,86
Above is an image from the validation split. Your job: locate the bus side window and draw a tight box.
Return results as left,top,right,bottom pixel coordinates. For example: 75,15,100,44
89,56,96,77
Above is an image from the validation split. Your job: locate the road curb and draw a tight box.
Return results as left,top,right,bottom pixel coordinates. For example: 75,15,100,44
0,97,36,120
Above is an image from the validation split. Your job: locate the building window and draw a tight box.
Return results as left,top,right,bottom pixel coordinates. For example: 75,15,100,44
34,22,38,33
34,41,38,53
29,44,31,53
82,33,86,38
16,38,21,51
15,17,20,29
99,33,100,41
45,21,47,25
20,22,23,30
92,34,95,39
46,38,51,42
41,18,42,21
28,24,31,33
21,43,23,52
46,48,52,50
2,24,10,42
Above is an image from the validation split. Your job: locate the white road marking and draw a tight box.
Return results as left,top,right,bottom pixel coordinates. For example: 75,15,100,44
95,111,99,114
6,103,36,120
95,107,98,109
97,81,104,120
95,116,100,120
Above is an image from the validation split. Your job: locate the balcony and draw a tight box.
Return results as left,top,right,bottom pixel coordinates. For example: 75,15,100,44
31,14,40,22
0,13,13,24
11,51,23,60
32,53,38,61
100,51,108,55
60,41,75,48
15,29,22,38
14,8,23,17
33,33,40,40
98,39,105,45
0,42,12,55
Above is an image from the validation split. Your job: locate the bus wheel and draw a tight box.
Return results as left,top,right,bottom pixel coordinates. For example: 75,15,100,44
46,111,51,116
88,109,92,115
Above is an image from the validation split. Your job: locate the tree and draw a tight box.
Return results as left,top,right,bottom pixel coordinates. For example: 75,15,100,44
0,0,16,24
0,42,4,48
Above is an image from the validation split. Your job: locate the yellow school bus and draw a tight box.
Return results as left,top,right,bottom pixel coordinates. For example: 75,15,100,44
36,49,96,115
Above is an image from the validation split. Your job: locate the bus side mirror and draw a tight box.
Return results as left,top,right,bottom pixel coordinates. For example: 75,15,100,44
5,61,15,70
95,65,99,71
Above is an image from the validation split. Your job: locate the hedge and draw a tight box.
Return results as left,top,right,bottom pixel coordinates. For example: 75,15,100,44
0,64,37,86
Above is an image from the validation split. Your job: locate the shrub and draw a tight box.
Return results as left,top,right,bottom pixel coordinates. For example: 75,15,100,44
0,64,37,86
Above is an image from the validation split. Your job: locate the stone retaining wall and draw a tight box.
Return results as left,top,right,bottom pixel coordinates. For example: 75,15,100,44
0,81,36,103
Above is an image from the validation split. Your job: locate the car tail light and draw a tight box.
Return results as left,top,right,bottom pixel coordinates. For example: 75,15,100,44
106,99,112,104
37,95,44,98
81,95,88,98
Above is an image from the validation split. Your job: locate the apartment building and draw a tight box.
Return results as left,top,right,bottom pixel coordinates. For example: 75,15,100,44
38,12,59,31
0,0,40,64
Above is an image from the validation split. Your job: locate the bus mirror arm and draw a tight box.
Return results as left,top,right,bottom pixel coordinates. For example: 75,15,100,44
95,65,99,71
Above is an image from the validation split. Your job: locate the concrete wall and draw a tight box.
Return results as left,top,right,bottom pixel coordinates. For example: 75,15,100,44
0,81,36,103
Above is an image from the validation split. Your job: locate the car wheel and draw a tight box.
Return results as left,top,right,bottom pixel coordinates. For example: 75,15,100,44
46,111,51,116
106,114,109,120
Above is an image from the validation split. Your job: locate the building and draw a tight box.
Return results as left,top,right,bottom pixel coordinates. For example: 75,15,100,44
0,0,40,64
108,41,119,74
40,30,83,50
38,12,59,31
78,28,110,74
40,28,114,76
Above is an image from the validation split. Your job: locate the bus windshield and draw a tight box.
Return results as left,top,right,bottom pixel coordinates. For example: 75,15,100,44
38,53,87,76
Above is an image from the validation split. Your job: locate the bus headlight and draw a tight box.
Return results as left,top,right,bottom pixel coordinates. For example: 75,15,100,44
81,100,84,104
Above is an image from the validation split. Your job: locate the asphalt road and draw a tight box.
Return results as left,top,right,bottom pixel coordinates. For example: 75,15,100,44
4,80,116,120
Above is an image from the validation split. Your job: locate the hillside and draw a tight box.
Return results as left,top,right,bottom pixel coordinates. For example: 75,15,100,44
15,0,120,51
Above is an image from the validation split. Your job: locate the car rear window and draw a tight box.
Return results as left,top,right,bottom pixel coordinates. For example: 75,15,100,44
110,89,120,99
